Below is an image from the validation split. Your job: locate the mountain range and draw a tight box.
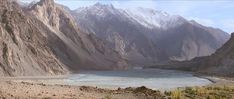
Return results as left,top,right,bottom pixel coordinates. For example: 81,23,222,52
73,3,229,65
0,0,231,76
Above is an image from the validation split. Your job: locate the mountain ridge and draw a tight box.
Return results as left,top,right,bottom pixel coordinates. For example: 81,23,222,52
196,32,234,76
0,0,68,76
73,3,229,64
0,0,231,76
27,0,129,71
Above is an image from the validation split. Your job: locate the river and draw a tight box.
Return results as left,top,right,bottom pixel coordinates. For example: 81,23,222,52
64,69,211,90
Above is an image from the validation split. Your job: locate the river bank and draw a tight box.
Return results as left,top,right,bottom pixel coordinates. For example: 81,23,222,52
0,80,166,99
0,71,233,99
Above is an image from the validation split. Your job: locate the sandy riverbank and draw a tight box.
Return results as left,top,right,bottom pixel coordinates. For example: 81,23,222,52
0,79,165,99
0,76,233,99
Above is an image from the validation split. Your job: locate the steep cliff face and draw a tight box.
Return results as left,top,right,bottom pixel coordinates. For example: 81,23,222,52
0,0,68,76
197,33,234,76
27,0,128,71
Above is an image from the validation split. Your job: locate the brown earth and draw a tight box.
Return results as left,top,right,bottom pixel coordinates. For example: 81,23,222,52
0,80,165,99
0,76,234,99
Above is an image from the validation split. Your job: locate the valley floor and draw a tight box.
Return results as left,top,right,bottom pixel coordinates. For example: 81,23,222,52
0,76,234,99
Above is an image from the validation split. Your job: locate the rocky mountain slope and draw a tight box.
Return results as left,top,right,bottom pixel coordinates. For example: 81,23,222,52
157,21,229,61
152,33,234,76
73,3,229,66
26,0,128,71
0,0,68,76
196,33,234,76
0,0,231,76
73,3,168,66
0,0,129,76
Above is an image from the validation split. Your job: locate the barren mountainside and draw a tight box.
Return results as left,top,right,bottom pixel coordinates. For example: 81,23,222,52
0,0,129,76
0,0,231,76
157,21,229,61
0,0,68,76
73,3,229,65
73,3,168,66
197,33,234,76
27,0,128,71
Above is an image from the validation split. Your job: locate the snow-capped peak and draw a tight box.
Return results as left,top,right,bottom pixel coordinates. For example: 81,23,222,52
75,3,118,18
123,7,186,29
93,2,114,8
74,3,187,29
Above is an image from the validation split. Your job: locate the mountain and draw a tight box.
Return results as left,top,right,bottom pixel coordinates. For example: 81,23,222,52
0,0,68,76
73,3,169,66
27,0,128,71
157,21,229,61
0,0,129,76
73,3,229,66
0,0,230,76
124,7,186,30
152,33,234,76
196,33,234,76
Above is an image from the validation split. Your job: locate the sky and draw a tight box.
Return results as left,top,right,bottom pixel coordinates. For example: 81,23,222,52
21,0,234,33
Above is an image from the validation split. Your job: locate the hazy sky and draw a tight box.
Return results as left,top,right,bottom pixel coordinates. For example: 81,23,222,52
21,0,234,33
